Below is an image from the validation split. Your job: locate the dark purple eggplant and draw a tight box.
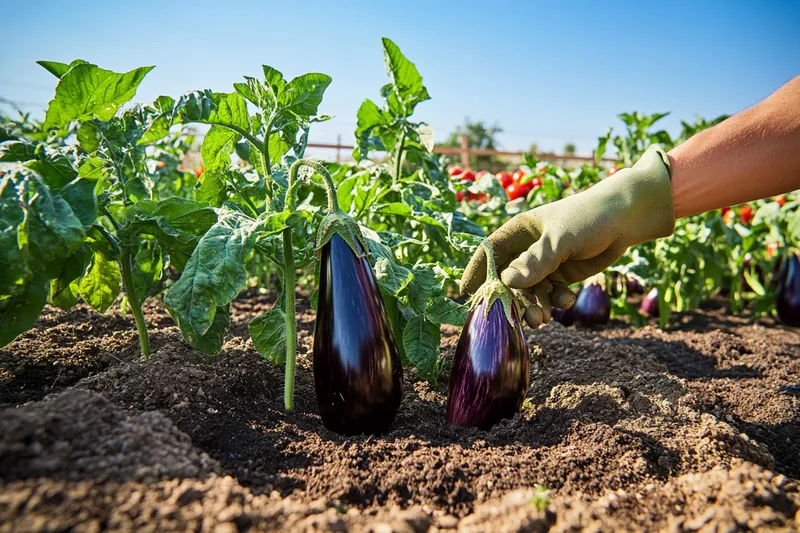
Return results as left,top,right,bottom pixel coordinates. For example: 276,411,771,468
626,276,645,295
640,288,659,318
448,241,530,429
776,252,800,327
573,282,611,326
313,234,403,435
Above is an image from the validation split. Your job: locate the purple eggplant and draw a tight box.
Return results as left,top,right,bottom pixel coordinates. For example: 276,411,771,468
776,252,800,327
313,234,403,435
640,288,659,318
448,241,530,429
573,282,611,326
626,276,645,295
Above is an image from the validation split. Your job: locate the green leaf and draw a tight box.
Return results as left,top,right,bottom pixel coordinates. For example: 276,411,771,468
132,244,164,302
201,125,240,174
50,245,92,310
402,315,441,381
196,170,228,207
207,92,250,131
0,174,31,297
59,177,98,228
178,303,231,356
43,63,154,129
164,211,263,336
381,38,430,115
0,140,38,162
425,296,467,326
249,307,287,364
37,59,89,79
280,73,332,117
80,252,121,313
0,270,49,348
353,99,390,161
407,265,441,313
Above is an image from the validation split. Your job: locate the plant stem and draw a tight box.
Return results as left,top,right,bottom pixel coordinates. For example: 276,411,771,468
288,159,339,213
394,129,406,186
282,227,296,411
262,114,278,180
121,248,151,359
481,239,500,282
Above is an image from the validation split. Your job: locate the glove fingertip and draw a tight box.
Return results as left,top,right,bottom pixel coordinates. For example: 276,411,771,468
501,267,531,288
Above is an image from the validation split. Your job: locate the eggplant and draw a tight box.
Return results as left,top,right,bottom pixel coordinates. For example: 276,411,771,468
776,252,800,327
448,241,530,429
640,288,659,318
626,276,645,295
573,281,611,326
313,234,403,435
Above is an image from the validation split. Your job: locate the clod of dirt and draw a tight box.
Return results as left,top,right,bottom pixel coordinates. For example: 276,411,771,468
0,389,219,483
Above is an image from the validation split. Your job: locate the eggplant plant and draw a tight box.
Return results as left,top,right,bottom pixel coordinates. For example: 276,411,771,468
447,241,529,429
572,277,611,326
1,61,217,356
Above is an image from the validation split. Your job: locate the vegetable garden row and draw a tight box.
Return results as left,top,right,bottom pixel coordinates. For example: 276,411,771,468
2,39,798,434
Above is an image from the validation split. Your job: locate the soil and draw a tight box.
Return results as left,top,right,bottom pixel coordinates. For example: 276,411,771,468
1,293,799,532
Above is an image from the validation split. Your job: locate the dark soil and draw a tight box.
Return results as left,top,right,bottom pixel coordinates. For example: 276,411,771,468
1,293,799,532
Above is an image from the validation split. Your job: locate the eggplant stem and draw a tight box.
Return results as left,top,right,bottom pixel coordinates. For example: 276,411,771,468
481,239,500,283
288,159,339,213
282,226,297,411
121,248,151,360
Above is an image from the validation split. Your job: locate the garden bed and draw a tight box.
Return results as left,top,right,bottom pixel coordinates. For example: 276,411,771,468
1,293,799,532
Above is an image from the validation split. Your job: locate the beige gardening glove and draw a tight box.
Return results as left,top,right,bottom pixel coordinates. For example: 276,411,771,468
460,146,675,327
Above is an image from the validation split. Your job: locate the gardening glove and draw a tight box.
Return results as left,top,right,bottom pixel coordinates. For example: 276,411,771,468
460,146,675,327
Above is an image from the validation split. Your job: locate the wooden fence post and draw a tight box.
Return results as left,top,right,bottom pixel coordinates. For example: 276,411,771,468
460,132,470,169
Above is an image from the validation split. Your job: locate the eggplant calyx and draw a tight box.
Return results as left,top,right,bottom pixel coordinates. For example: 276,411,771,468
315,212,367,259
469,279,517,327
467,239,517,326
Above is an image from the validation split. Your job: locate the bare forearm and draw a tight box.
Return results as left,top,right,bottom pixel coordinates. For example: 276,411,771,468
668,75,800,219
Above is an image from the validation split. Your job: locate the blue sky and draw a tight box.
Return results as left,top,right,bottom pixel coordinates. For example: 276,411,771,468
2,0,799,157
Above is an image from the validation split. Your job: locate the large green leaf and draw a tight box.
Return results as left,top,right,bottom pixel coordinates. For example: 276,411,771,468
381,38,430,115
37,59,89,79
50,245,92,310
402,315,441,381
280,73,332,117
177,302,231,355
353,99,391,161
424,296,467,327
0,270,49,348
164,211,264,336
201,125,239,174
42,63,154,129
0,174,31,298
249,307,287,364
79,252,121,313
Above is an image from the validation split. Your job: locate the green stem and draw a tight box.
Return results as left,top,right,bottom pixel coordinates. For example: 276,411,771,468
100,207,150,359
394,129,407,185
282,227,296,411
121,248,151,359
481,239,500,283
262,114,278,180
288,159,339,213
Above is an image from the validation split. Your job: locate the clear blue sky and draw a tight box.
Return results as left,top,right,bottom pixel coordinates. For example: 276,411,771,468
2,0,799,157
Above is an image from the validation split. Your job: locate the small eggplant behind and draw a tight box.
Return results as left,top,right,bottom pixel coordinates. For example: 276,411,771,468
573,282,611,326
640,288,659,318
313,234,403,435
776,252,800,327
447,297,530,430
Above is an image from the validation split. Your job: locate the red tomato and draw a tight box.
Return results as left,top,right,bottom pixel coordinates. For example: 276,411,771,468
507,183,533,201
512,169,526,183
496,171,513,188
460,170,476,182
476,170,489,179
723,210,735,225
456,191,465,202
447,166,462,177
467,192,487,202
156,160,167,169
766,241,779,259
194,166,204,178
739,205,754,225
531,177,543,188
775,194,787,207
721,206,731,216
